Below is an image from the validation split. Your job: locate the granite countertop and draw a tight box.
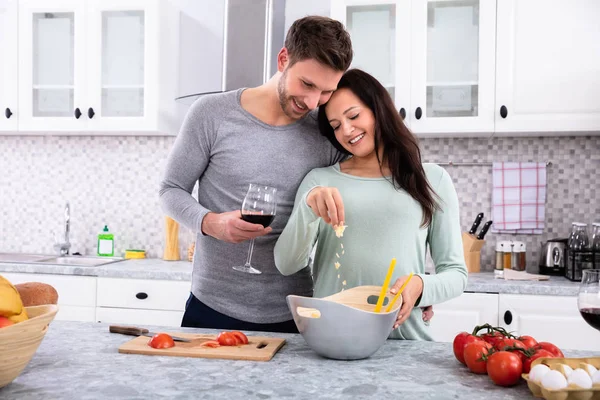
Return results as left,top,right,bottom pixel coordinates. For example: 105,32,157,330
0,259,584,296
3,321,599,400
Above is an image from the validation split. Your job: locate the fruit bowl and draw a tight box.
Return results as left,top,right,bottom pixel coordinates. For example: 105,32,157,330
287,285,402,360
0,304,59,388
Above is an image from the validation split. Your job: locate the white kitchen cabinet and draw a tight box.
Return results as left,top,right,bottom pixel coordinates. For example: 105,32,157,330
0,0,19,132
429,292,499,342
96,277,190,327
330,0,497,137
17,0,179,135
494,0,600,135
498,294,600,352
1,272,97,322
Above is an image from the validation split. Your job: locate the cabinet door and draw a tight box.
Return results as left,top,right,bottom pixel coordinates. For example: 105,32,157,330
0,0,18,132
498,294,600,351
495,0,600,134
429,292,499,342
1,272,97,322
86,0,157,132
409,0,496,136
330,0,411,122
96,277,190,311
18,0,87,132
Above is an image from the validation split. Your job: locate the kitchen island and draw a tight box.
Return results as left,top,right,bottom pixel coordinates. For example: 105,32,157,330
2,321,598,399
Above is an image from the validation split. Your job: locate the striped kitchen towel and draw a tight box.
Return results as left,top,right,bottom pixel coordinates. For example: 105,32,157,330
491,162,547,234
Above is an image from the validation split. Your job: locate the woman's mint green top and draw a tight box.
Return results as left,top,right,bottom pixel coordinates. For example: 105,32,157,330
274,163,468,340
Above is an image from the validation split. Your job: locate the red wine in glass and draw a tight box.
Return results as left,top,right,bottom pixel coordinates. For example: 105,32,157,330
233,184,277,274
579,308,600,331
241,214,275,227
578,269,600,332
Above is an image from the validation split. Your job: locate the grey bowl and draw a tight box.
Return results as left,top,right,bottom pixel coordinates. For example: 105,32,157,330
287,286,401,360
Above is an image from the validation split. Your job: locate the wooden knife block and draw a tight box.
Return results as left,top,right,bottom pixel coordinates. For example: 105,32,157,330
163,217,180,261
462,232,485,273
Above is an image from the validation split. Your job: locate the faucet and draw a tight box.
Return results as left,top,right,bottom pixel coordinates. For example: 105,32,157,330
53,202,71,256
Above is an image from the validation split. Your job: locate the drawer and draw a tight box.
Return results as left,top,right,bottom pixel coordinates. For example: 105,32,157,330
96,307,184,327
1,272,96,307
97,277,190,311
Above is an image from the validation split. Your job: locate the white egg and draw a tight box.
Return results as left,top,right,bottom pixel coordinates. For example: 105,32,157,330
529,364,550,383
562,364,574,378
578,362,598,377
541,370,568,390
568,368,593,389
592,369,600,385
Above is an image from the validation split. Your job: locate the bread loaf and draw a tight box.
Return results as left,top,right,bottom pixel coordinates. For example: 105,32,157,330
15,282,59,307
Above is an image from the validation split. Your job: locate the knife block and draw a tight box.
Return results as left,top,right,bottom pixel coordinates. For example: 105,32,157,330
462,232,485,273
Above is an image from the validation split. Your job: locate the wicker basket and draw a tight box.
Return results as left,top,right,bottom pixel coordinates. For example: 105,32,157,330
0,304,58,388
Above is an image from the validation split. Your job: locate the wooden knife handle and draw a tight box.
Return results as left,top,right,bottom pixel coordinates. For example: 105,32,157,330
109,325,149,336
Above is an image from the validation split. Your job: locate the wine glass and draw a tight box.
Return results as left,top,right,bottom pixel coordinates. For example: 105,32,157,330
232,183,277,274
578,269,600,332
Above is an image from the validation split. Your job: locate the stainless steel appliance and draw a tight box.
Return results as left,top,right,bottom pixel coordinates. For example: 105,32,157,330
538,238,568,276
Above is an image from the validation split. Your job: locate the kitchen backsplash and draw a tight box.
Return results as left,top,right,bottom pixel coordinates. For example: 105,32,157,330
1,135,598,272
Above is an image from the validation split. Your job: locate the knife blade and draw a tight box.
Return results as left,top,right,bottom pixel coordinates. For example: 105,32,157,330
476,220,493,240
109,325,191,342
468,213,484,234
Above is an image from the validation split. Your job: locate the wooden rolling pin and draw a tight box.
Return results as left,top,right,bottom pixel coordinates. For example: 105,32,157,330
163,216,180,261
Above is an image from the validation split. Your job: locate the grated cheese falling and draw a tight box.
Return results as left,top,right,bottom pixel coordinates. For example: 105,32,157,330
334,224,347,238
334,262,341,270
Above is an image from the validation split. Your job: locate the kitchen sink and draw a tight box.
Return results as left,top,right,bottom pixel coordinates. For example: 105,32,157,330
0,253,124,267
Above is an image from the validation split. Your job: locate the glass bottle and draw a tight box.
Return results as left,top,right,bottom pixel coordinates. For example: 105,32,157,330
495,242,504,278
567,223,591,281
591,222,600,268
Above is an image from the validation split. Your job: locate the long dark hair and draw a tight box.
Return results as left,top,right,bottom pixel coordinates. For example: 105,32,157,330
317,69,439,228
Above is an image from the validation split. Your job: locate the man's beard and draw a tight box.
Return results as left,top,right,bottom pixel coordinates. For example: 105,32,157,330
277,69,305,120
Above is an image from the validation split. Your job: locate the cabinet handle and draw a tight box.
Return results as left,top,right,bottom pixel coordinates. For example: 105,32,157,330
503,310,513,325
135,292,148,300
88,107,95,119
399,108,406,119
415,107,422,120
4,108,12,119
74,108,82,119
500,105,508,119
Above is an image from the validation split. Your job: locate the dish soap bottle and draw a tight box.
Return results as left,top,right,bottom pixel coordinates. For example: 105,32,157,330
98,225,114,257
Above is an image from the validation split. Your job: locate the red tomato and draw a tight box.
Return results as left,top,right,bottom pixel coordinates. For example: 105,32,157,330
494,338,525,352
217,331,238,346
519,335,537,349
486,351,523,386
201,340,221,348
481,331,506,348
0,316,15,328
522,349,554,373
231,331,249,345
464,341,493,374
453,332,483,365
535,342,564,358
148,333,175,349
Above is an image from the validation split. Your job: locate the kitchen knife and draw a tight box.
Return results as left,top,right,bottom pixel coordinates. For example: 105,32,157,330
468,213,484,234
109,325,191,342
476,221,493,240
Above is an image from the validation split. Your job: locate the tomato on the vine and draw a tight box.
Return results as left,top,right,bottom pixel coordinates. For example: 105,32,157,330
481,331,506,348
453,332,483,365
522,348,554,373
464,341,493,374
535,342,564,358
486,351,523,386
518,335,537,349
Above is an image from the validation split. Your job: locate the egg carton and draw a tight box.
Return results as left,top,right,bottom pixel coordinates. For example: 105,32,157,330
522,357,600,400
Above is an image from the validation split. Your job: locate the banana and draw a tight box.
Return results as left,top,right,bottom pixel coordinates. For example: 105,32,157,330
0,275,28,322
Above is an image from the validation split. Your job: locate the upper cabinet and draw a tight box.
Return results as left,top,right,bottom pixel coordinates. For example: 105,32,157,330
331,0,600,137
495,0,600,135
16,0,179,135
0,0,18,132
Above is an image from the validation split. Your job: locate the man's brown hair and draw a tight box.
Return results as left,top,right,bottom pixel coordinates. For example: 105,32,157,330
284,16,353,72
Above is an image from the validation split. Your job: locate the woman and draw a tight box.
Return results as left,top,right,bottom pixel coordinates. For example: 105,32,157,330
274,69,467,340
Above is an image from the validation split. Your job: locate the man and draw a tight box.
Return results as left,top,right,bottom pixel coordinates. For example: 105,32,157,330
159,16,353,333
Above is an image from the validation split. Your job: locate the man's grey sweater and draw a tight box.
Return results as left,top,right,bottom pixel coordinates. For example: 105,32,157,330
159,89,341,323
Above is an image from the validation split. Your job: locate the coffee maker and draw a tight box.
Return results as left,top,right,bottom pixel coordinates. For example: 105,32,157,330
538,238,568,275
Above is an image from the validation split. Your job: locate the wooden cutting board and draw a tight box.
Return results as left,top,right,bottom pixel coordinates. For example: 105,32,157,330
118,332,286,361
